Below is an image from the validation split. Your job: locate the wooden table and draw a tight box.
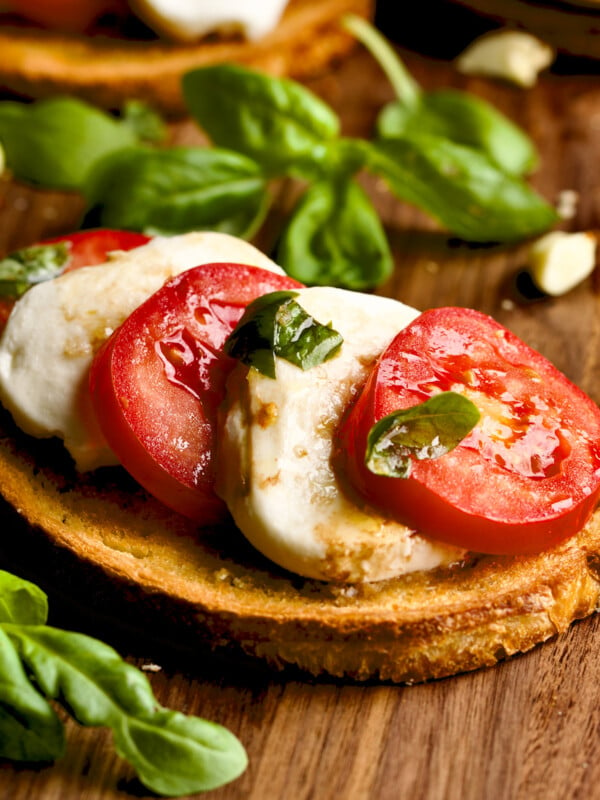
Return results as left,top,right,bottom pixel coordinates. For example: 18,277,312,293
2,10,600,799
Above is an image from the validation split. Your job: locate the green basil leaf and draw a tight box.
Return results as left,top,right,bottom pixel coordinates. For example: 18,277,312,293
366,391,480,478
89,146,270,238
277,177,393,288
0,97,138,191
366,135,558,242
0,243,70,298
225,290,343,378
182,64,340,178
0,570,48,625
5,624,247,796
120,100,168,145
377,90,538,177
0,627,64,762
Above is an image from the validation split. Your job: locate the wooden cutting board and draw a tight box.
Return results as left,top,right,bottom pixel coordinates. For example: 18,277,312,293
2,25,600,800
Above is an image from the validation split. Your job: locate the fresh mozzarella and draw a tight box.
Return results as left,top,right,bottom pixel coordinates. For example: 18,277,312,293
216,287,465,583
0,232,283,472
130,0,289,43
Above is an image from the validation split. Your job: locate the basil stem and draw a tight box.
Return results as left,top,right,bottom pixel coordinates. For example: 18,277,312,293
366,391,480,478
342,13,421,109
225,290,343,378
0,571,247,796
0,243,71,298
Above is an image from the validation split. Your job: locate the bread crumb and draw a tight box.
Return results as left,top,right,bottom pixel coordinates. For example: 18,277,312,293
556,189,579,220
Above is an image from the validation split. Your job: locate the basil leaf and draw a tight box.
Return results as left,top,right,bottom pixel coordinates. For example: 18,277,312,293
89,146,269,238
277,177,393,289
0,628,64,762
0,243,70,298
225,290,343,378
366,392,480,478
0,97,137,191
344,14,537,177
5,624,247,795
366,136,558,242
377,90,538,177
0,570,48,625
182,64,340,178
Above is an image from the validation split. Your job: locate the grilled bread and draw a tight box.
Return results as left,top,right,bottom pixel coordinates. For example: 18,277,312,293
1,405,599,684
0,0,372,116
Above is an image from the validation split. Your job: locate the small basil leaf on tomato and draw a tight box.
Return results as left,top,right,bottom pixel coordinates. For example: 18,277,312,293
0,243,70,298
225,291,343,378
365,391,480,478
277,177,393,289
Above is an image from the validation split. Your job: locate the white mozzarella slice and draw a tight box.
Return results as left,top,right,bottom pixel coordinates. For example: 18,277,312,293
130,0,289,42
216,286,464,583
0,232,283,472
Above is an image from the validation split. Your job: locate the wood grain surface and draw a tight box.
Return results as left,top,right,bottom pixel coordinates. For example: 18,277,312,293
2,8,600,798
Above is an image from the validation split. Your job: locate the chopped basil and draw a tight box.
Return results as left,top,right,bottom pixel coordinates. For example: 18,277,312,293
225,291,343,378
366,391,480,478
0,243,70,298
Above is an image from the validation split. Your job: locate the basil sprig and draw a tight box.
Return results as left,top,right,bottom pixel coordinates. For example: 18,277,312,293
343,14,538,177
0,19,557,289
225,290,343,378
366,391,480,478
0,243,70,298
0,570,247,796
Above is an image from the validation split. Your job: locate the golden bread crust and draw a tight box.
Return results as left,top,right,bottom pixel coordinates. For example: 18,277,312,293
1,407,599,683
0,0,373,116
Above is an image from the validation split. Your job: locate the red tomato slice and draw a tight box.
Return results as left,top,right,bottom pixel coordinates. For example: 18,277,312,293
42,229,152,272
339,307,600,555
0,229,151,332
89,262,303,524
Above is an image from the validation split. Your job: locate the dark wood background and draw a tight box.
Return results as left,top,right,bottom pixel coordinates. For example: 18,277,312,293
3,3,600,798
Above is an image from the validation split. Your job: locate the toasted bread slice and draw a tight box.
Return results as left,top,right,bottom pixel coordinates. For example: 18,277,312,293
1,405,599,684
0,0,372,116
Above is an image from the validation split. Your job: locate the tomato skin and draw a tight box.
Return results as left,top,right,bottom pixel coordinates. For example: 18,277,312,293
89,262,303,524
339,307,600,555
0,229,151,333
42,229,152,272
3,0,128,33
